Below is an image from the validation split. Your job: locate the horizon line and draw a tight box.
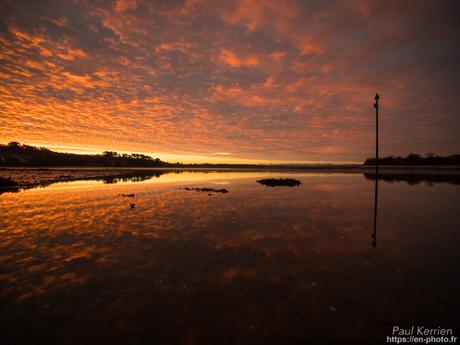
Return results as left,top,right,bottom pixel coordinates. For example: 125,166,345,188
0,141,363,165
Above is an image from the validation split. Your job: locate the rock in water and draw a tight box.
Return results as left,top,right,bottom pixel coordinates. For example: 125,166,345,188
180,187,229,193
256,178,301,187
0,177,19,194
0,177,18,188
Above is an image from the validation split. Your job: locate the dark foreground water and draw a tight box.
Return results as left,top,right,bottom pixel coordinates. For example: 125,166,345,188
1,171,459,344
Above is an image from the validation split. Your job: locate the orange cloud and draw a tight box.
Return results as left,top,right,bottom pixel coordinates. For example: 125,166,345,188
269,51,286,62
114,0,138,12
219,49,258,68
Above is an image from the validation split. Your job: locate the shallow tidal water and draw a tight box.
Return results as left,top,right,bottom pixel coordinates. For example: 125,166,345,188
0,171,459,344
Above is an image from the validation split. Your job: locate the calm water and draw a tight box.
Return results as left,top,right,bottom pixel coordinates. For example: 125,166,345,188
1,171,459,344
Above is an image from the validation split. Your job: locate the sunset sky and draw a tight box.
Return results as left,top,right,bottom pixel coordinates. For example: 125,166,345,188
1,0,459,163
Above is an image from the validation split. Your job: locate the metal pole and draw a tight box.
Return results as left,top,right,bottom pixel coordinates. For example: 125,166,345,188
374,93,379,169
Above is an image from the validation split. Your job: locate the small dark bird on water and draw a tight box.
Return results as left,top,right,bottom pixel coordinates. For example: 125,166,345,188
130,203,135,209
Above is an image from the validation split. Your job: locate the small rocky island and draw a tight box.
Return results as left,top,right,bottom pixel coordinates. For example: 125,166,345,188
257,178,301,187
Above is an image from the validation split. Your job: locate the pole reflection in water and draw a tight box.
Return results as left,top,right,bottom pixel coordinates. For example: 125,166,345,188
372,168,378,247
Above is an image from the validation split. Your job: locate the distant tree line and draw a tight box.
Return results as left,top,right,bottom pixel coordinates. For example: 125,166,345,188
364,153,460,166
0,142,279,168
0,142,173,167
4,142,458,168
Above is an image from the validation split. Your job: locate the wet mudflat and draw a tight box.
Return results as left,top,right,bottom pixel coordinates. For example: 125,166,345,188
0,170,459,344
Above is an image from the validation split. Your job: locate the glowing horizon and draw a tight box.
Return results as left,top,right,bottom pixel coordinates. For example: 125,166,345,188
1,140,361,165
1,1,459,163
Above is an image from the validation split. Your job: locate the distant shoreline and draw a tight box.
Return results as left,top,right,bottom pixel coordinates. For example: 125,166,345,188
2,142,459,169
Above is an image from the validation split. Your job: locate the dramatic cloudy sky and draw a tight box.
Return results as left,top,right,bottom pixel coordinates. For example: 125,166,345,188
0,0,459,163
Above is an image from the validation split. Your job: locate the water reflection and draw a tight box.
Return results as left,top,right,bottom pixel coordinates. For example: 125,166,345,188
372,171,378,248
2,167,460,196
0,171,459,344
363,171,460,185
